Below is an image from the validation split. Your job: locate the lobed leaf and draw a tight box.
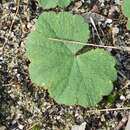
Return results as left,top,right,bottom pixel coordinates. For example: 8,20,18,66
26,12,117,107
122,0,130,29
38,0,73,9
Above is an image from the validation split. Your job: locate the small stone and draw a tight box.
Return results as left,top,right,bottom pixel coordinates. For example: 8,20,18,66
0,126,6,130
75,1,82,8
56,116,61,120
71,122,86,130
18,124,24,130
115,0,121,5
112,26,119,34
116,103,122,108
105,19,112,24
120,95,126,101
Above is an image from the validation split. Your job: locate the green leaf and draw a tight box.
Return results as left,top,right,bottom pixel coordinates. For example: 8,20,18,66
38,0,73,9
123,0,130,29
31,125,41,130
26,12,117,107
105,92,119,104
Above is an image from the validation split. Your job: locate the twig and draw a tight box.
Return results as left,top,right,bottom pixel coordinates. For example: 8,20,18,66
82,11,108,24
27,122,40,130
114,116,128,130
125,112,130,130
48,38,130,52
90,17,103,45
122,80,130,90
117,71,130,90
118,71,127,80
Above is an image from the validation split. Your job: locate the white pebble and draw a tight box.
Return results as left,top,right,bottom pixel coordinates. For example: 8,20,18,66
105,19,112,24
18,124,24,130
112,26,119,34
120,95,126,101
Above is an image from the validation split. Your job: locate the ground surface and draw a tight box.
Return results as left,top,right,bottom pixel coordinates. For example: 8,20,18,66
0,0,130,130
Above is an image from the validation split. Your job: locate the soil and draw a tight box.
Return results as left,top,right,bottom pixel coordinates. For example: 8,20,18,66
0,0,130,130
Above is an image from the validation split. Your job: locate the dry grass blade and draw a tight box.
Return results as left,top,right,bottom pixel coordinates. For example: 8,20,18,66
48,38,130,52
86,107,130,113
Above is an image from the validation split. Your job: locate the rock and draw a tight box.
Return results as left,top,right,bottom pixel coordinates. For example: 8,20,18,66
71,122,86,130
0,126,6,130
